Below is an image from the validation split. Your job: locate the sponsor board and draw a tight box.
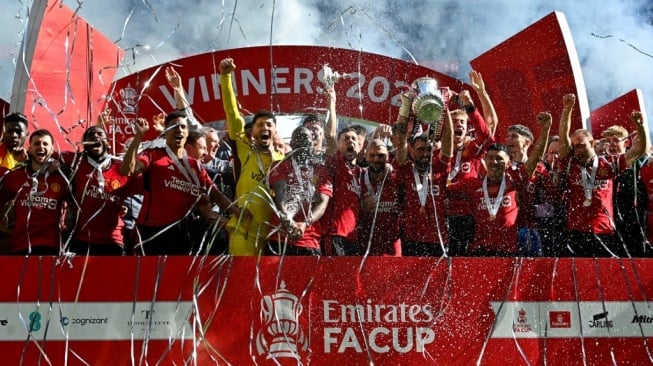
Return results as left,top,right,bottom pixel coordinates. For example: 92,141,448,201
0,257,652,365
0,302,192,341
490,301,653,338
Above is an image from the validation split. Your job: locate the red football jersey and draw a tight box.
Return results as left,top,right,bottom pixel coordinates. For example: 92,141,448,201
358,167,401,256
268,158,332,250
322,154,361,242
0,166,70,253
397,157,450,245
446,108,495,216
64,153,138,245
448,167,528,254
137,148,216,227
560,154,625,234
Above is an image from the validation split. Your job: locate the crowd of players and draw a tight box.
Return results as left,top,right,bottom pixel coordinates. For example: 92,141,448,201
0,57,649,258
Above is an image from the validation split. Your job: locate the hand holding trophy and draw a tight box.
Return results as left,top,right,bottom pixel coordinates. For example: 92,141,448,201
318,64,351,90
409,77,445,123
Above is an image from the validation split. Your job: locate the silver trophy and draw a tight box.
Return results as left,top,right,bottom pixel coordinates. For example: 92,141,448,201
319,64,350,88
410,77,445,123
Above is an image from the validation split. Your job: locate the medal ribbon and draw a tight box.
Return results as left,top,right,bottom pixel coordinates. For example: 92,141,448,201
482,175,506,219
413,166,430,207
85,155,113,193
580,155,598,202
364,170,380,202
448,149,463,181
165,145,200,187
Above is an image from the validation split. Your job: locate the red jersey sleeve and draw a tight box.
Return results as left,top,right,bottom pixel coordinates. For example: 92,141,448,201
468,108,495,149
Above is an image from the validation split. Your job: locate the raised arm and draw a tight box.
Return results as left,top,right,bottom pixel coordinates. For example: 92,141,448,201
525,112,552,176
624,110,650,166
393,92,412,165
166,66,201,130
458,89,493,146
96,108,112,127
469,70,498,136
324,86,338,157
558,93,576,160
439,107,454,159
219,58,245,141
119,117,148,176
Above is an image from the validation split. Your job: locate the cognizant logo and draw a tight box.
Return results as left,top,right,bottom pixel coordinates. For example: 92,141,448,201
60,316,109,326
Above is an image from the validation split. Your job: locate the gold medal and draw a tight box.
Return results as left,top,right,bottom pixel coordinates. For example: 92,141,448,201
420,206,425,214
488,215,496,221
583,198,592,207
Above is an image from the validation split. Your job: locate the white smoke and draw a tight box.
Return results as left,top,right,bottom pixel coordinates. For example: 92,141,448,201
1,0,652,126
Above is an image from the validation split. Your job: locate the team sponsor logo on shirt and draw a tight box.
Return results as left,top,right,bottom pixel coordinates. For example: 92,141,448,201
86,185,120,202
164,176,201,196
411,182,441,196
376,201,397,213
20,195,57,210
477,195,512,211
571,178,609,190
346,179,361,196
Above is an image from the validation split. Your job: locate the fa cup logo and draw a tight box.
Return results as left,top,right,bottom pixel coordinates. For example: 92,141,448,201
256,281,308,362
118,83,138,114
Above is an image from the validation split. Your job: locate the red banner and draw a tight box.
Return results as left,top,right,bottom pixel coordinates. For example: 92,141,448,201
470,11,589,142
11,1,123,151
590,89,645,138
0,256,652,365
106,46,466,148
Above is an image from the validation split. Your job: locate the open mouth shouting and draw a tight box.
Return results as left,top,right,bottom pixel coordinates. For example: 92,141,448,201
344,145,358,160
84,139,106,158
33,149,50,164
259,131,271,147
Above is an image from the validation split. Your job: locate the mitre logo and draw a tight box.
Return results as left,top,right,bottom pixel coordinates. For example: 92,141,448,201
256,280,308,362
